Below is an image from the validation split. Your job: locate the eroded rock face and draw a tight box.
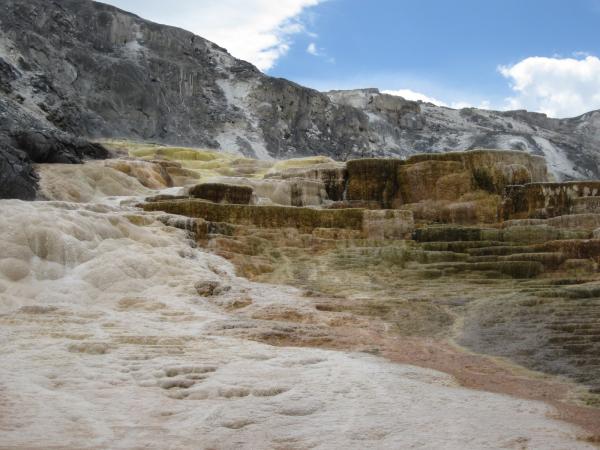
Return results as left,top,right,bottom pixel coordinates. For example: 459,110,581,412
3,184,600,447
346,159,405,208
0,0,373,165
142,198,409,236
146,197,600,400
208,177,329,207
18,145,600,443
503,182,600,219
342,150,548,223
14,131,107,164
265,162,347,202
363,210,415,240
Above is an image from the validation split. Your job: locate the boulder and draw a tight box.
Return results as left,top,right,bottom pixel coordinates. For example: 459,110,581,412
0,96,110,199
194,280,230,296
14,130,108,163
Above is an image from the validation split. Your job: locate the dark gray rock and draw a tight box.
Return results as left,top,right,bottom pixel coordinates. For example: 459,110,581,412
0,56,19,93
14,130,108,163
251,78,371,160
0,143,37,200
0,50,109,198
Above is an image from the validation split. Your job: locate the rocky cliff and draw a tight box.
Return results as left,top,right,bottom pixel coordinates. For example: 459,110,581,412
1,0,599,200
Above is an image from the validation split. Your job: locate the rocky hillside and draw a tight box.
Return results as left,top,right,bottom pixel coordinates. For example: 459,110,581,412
328,89,600,180
0,0,599,199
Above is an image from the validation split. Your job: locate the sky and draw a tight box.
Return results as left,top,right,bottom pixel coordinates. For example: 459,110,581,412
104,0,600,118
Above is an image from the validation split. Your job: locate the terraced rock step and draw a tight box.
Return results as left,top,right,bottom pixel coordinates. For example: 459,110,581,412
421,241,508,252
461,291,600,397
143,198,415,239
189,183,254,205
143,199,367,231
423,261,544,278
414,224,591,244
467,245,541,256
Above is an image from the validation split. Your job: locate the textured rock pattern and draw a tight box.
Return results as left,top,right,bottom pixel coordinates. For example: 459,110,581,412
0,142,37,199
265,162,347,202
343,150,548,214
503,182,600,219
142,198,410,235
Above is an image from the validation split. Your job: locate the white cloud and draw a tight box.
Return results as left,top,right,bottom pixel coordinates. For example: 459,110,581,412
449,101,472,109
449,100,492,110
104,0,323,71
382,89,491,110
499,55,600,118
382,89,448,106
306,42,335,63
307,42,319,56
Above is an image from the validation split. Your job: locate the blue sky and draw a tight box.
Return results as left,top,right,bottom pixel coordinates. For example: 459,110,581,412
271,0,600,108
107,0,600,117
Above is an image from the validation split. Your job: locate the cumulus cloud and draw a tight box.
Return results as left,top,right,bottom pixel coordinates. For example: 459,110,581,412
499,55,600,118
105,0,323,71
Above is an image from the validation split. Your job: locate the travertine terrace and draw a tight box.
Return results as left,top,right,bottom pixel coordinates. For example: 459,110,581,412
1,142,600,448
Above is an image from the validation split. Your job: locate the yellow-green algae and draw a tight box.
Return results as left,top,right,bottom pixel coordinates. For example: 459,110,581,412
101,140,272,182
101,141,354,188
268,155,338,172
